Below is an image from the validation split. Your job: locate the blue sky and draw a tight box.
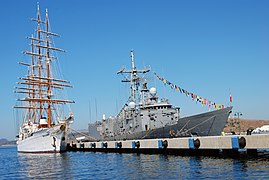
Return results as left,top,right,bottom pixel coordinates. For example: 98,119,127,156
1,0,269,140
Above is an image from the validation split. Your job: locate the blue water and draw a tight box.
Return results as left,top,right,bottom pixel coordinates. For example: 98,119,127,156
0,146,269,179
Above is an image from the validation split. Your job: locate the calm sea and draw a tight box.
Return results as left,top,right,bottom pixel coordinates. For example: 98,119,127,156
0,146,269,179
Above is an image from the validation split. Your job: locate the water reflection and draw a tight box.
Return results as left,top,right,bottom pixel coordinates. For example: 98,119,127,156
1,146,269,179
17,153,72,179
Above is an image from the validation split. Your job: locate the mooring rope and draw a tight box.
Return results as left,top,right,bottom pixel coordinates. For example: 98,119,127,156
177,115,217,136
70,128,97,141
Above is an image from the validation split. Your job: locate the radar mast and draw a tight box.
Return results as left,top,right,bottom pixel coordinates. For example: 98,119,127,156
117,50,151,108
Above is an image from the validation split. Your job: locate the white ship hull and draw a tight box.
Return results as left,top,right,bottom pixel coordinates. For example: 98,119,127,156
17,126,67,153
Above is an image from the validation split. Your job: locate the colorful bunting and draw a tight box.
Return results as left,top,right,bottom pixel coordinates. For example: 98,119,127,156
153,72,226,110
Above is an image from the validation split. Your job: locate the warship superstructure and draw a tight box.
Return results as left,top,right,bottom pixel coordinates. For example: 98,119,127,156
15,6,74,153
88,50,232,141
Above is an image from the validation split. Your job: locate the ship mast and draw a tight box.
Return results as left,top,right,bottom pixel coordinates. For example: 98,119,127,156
14,6,74,127
117,50,150,107
130,50,135,101
37,5,42,120
45,8,52,127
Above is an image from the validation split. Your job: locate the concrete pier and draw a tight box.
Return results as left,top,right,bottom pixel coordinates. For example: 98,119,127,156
67,134,269,157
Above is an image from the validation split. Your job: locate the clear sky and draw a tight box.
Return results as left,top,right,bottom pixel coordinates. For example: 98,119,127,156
1,0,269,140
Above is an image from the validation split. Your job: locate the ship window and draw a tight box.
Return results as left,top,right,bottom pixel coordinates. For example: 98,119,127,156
145,125,148,131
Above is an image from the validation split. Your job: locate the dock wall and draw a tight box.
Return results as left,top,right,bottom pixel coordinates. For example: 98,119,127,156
67,134,269,157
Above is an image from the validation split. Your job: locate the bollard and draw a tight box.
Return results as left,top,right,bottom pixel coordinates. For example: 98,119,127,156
158,140,168,149
102,142,108,148
115,142,122,149
238,137,246,149
90,143,96,148
132,141,140,149
194,139,200,149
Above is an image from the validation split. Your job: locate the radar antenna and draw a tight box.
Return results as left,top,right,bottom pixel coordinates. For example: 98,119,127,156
117,50,151,107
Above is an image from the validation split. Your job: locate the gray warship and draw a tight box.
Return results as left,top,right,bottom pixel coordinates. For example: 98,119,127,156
88,50,232,141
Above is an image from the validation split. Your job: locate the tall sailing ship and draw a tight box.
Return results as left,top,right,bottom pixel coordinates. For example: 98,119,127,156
88,50,232,141
15,6,74,153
